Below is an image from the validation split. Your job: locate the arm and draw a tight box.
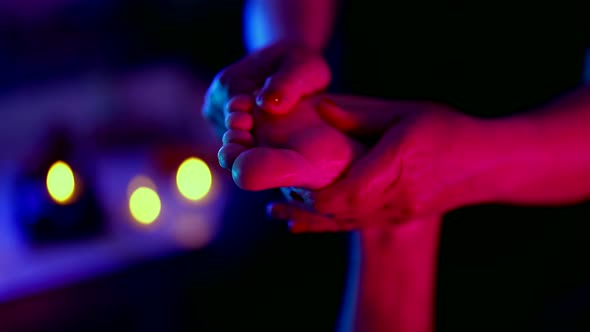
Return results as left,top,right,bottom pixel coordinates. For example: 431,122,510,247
270,89,590,332
244,0,337,52
285,87,590,223
446,85,590,209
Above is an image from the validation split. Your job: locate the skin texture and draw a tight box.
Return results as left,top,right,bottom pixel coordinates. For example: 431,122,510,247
220,95,367,191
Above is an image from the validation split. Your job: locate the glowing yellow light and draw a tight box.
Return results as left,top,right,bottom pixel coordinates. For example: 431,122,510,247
129,186,161,225
176,157,212,201
46,161,76,205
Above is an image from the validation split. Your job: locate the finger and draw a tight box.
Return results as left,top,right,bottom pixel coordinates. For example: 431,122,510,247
218,143,248,170
268,202,398,233
256,51,331,115
310,127,405,216
267,202,347,233
225,112,254,131
222,129,254,146
316,95,403,136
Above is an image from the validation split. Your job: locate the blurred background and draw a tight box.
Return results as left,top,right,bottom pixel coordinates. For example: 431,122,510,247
0,1,348,331
5,2,590,332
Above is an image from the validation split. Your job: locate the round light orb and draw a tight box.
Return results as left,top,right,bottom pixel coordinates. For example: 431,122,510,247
176,157,212,201
129,186,161,225
46,161,76,205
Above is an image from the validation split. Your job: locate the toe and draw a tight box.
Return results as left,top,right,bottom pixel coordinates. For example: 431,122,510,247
222,129,255,146
232,148,316,191
218,143,248,170
225,95,254,114
225,112,254,131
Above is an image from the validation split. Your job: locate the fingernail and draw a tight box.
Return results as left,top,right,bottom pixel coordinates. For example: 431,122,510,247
257,92,281,108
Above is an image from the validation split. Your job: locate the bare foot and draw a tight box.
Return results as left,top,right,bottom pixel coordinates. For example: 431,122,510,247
219,95,366,191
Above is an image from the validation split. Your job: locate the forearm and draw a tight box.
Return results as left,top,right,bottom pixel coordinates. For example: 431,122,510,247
351,217,442,332
243,0,336,52
448,85,590,209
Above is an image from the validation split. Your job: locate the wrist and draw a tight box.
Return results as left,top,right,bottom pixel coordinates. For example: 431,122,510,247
354,218,442,332
439,113,547,210
428,116,526,213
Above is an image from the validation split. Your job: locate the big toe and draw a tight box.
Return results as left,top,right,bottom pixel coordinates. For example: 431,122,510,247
232,147,317,191
218,143,248,170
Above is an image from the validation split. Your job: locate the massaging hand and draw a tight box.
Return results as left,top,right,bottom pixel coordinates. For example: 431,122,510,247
202,41,331,135
268,96,481,233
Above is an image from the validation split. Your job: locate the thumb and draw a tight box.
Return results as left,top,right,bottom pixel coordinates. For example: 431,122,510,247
310,125,405,217
316,95,403,136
